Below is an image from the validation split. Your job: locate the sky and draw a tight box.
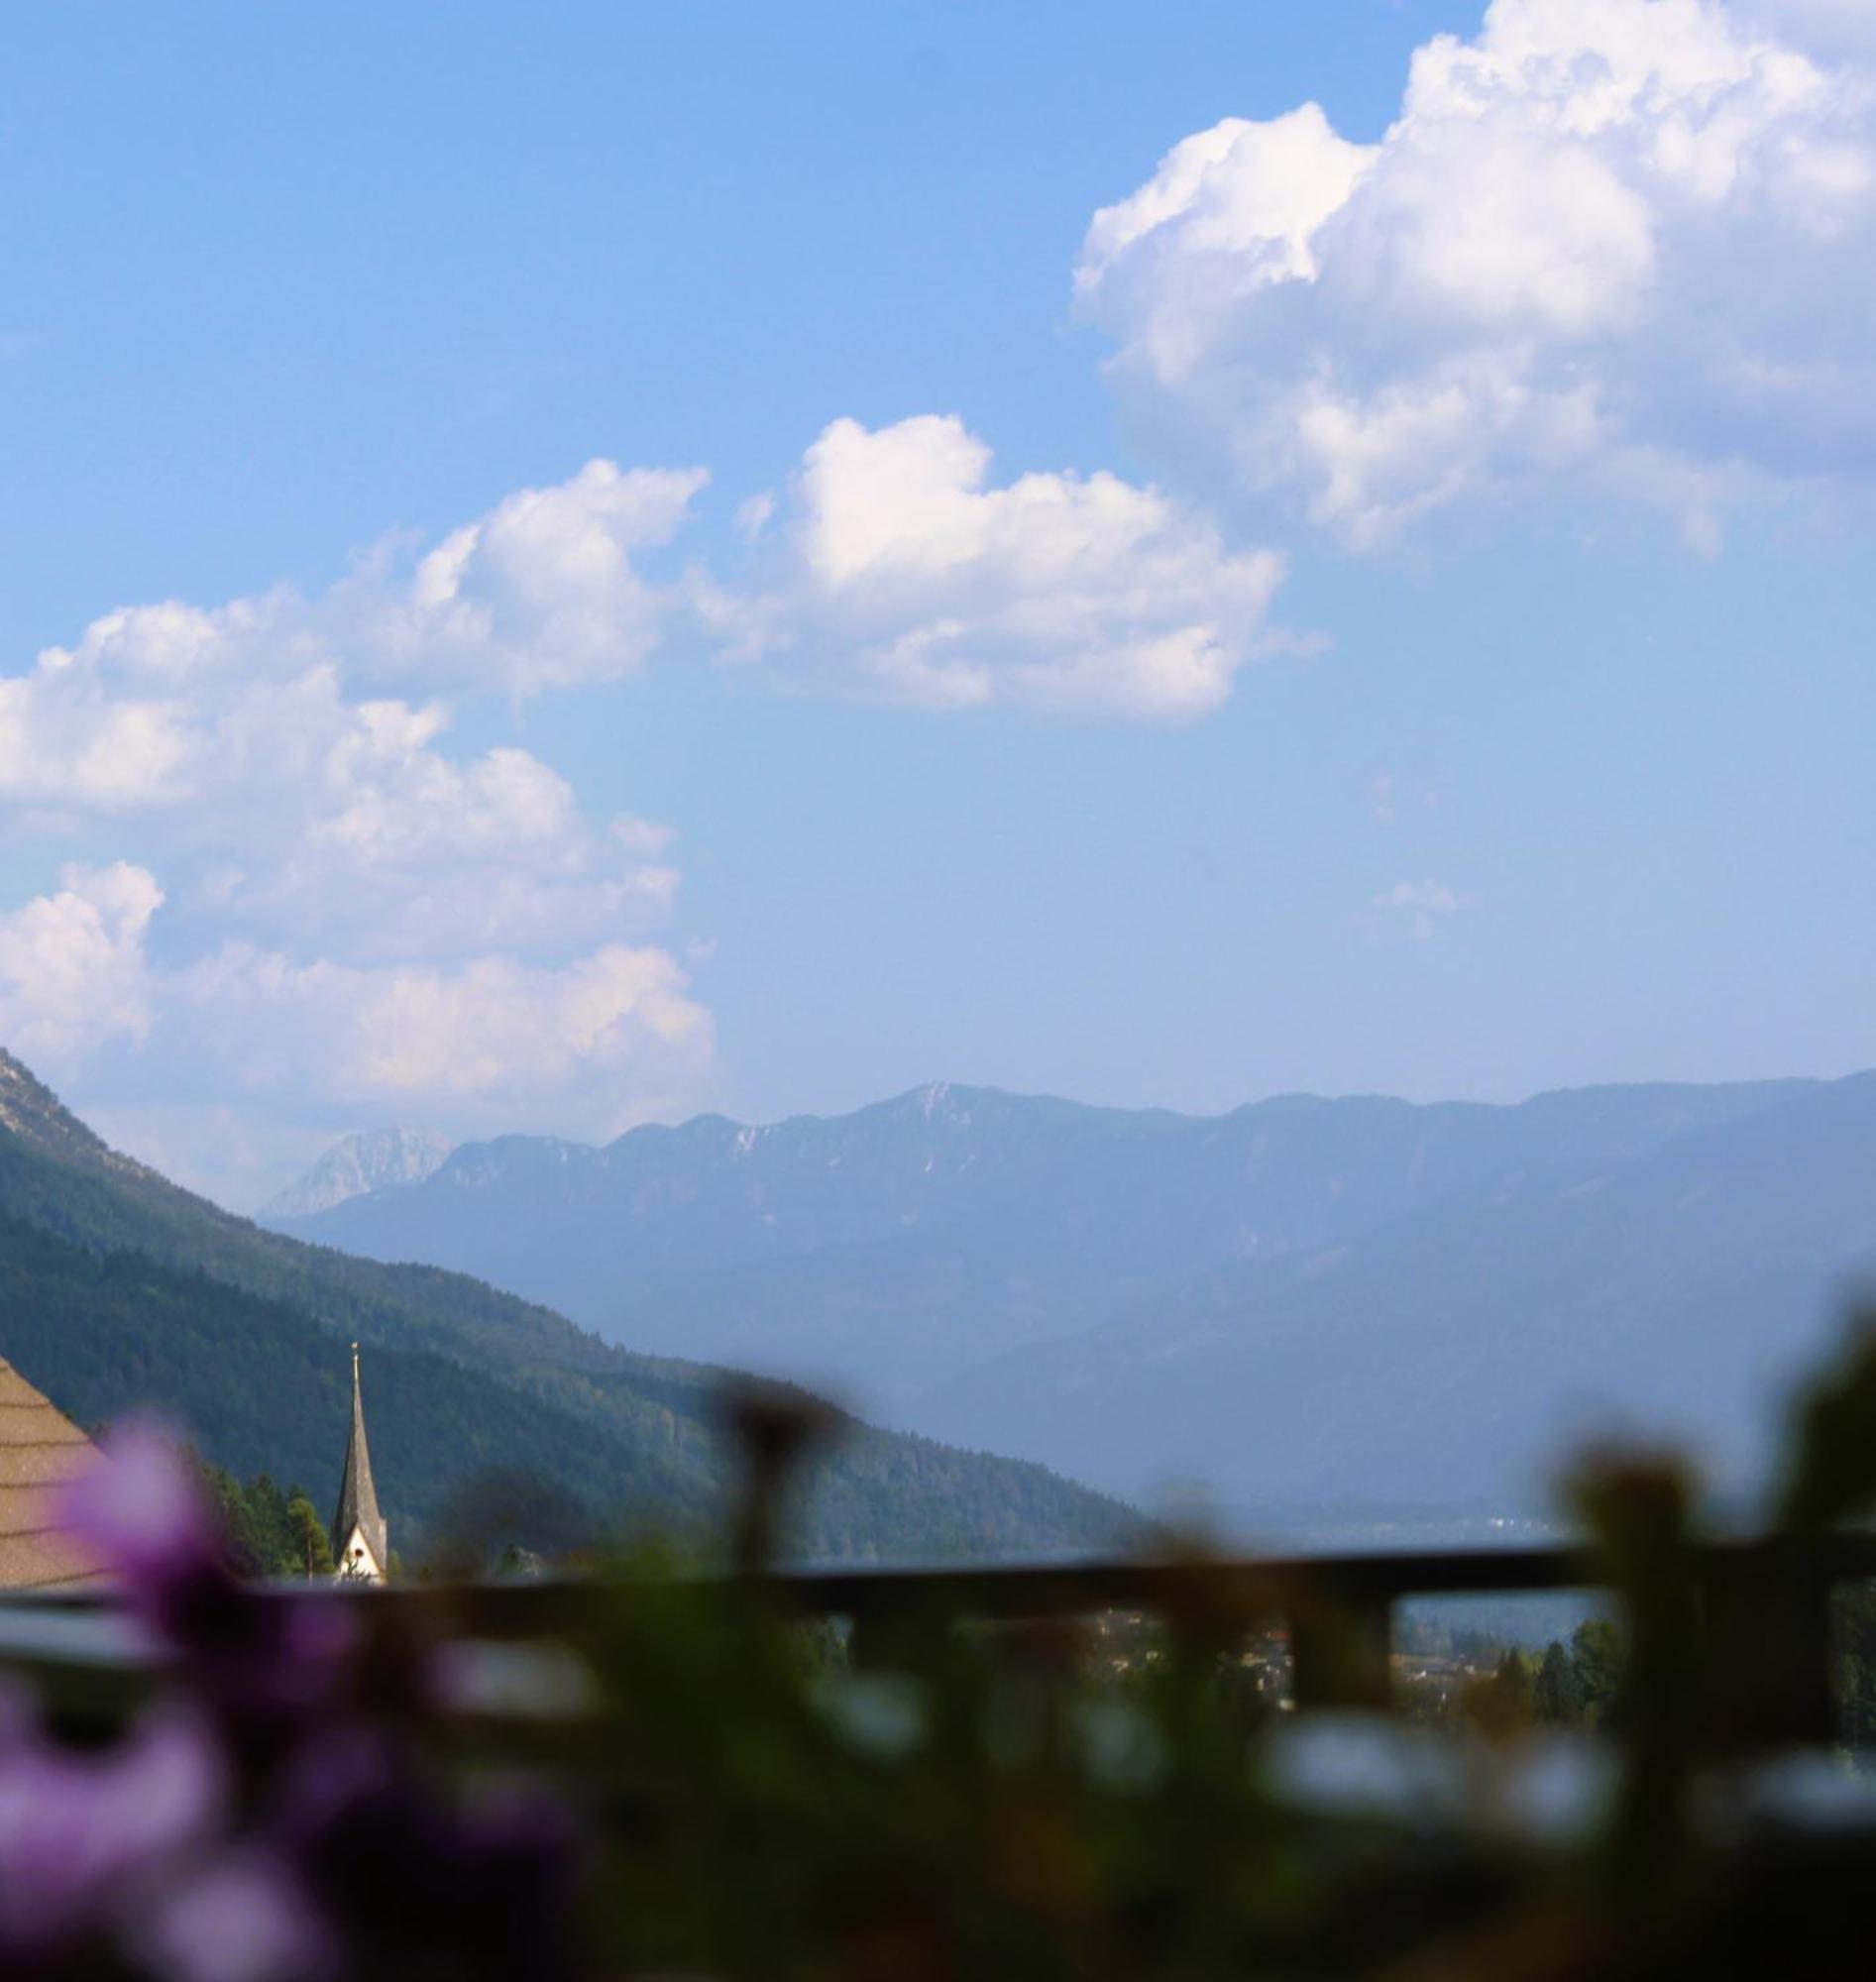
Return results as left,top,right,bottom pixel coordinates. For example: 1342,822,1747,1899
2,0,1875,1209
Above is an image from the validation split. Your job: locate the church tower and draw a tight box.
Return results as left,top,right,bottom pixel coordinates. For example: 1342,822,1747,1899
330,1344,388,1582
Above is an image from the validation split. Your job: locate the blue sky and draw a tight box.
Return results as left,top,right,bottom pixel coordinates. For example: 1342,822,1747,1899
2,0,1873,1205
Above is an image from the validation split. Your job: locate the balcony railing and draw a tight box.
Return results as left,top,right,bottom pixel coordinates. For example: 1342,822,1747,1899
10,1529,1875,1743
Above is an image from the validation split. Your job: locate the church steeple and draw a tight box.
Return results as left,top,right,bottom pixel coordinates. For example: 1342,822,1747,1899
330,1343,388,1581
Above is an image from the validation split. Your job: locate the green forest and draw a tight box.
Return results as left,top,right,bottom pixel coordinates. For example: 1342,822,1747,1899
0,1049,1132,1565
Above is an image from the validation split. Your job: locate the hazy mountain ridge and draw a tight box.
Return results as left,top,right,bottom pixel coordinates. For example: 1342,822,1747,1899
0,1050,1132,1560
262,1127,455,1219
920,1072,1876,1516
259,1069,1876,1528
272,1074,1817,1409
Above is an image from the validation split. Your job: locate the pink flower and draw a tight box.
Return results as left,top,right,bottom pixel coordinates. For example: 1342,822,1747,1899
143,1848,333,1982
58,1419,362,1729
0,1710,224,1955
55,1417,221,1596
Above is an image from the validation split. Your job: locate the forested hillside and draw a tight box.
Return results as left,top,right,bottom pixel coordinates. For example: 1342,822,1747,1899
0,1052,1131,1562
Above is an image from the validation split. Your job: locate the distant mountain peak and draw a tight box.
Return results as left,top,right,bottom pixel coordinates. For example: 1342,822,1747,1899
873,1079,989,1128
264,1126,455,1219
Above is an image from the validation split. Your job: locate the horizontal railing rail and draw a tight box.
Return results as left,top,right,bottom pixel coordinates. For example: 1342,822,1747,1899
6,1530,1875,1737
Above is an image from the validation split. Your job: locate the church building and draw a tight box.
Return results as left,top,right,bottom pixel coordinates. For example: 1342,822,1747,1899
330,1345,389,1581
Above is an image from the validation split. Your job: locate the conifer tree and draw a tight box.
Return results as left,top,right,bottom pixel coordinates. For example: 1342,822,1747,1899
1534,1640,1581,1724
286,1493,336,1577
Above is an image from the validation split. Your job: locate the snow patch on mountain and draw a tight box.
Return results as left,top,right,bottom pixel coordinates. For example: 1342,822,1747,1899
263,1126,455,1219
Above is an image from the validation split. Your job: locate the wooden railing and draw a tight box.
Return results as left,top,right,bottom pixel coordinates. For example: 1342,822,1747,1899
10,1531,1874,1742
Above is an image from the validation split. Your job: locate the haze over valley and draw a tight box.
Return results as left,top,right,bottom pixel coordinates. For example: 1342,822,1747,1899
268,1071,1876,1533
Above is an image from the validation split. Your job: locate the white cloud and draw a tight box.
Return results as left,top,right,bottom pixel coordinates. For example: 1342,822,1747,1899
173,939,711,1113
0,424,1287,1197
712,415,1286,719
0,672,197,810
1078,0,1876,547
36,458,708,715
0,862,711,1189
185,675,679,963
0,466,717,1193
378,460,708,696
0,655,680,971
1374,878,1468,940
0,863,163,1060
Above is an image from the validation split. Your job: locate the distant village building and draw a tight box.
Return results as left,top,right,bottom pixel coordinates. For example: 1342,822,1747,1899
0,1358,109,1592
330,1345,389,1581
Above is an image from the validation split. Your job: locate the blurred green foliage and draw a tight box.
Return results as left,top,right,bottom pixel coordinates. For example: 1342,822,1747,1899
324,1314,1876,1977
55,1310,1876,1977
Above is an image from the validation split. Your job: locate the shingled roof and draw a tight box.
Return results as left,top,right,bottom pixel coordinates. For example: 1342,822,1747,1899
330,1347,387,1576
0,1359,107,1593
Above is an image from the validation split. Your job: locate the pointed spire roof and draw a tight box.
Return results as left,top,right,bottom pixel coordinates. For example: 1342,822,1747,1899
330,1344,387,1575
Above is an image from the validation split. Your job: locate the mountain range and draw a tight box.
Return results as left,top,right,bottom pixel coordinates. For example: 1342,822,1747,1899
0,1051,1130,1563
261,1126,455,1219
267,1074,1876,1529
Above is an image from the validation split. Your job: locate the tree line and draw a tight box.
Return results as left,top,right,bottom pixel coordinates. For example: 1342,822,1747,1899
198,1460,334,1578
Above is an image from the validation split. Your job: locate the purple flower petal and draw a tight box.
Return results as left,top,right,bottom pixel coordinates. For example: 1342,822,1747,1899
143,1849,333,1982
0,1711,225,1953
55,1419,220,1595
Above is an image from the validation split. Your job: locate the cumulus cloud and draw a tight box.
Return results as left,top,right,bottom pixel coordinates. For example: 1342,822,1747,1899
35,459,707,720
0,424,1288,1197
0,465,717,1198
172,939,711,1112
0,884,713,1203
0,864,163,1060
173,676,679,963
713,415,1286,718
0,649,682,975
371,460,708,696
1078,0,1876,547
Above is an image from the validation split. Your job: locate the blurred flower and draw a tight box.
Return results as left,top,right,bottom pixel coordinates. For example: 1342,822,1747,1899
143,1848,333,1982
32,1420,577,1980
57,1420,360,1726
56,1417,222,1596
0,1709,224,1956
